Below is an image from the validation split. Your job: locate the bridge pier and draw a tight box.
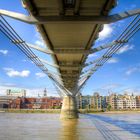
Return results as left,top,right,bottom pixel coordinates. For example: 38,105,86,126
60,96,79,119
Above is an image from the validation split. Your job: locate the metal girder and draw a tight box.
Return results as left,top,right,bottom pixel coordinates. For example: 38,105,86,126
39,58,59,68
84,55,112,67
79,71,92,79
63,79,78,83
62,75,78,78
53,40,127,54
27,43,54,54
59,62,84,69
78,76,88,86
60,64,81,67
49,73,63,82
48,74,73,96
0,9,140,24
0,9,37,24
62,73,80,77
54,48,88,54
84,58,102,67
89,40,127,53
54,83,68,96
48,73,63,85
44,70,61,77
12,40,125,56
60,66,80,70
12,40,54,54
80,68,97,77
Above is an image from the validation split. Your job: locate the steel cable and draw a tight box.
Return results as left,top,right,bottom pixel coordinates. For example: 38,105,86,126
77,15,140,95
0,16,69,96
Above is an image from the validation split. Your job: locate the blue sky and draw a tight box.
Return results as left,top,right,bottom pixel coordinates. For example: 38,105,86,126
0,0,140,96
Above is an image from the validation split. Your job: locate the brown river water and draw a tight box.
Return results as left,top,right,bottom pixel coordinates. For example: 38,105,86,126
0,113,140,140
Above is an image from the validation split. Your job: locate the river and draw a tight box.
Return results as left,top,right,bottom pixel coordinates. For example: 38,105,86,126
0,113,140,140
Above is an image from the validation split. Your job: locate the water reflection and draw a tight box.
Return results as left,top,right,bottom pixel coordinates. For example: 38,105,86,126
60,119,79,140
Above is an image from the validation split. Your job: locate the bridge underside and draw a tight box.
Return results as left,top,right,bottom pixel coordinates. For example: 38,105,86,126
1,0,139,119
22,0,115,92
22,0,115,119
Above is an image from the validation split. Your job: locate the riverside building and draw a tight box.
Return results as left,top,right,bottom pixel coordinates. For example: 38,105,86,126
77,92,140,110
7,89,26,97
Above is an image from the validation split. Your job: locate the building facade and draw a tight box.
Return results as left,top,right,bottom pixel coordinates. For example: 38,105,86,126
136,96,140,108
7,89,26,97
1,91,140,110
8,97,62,109
77,92,140,110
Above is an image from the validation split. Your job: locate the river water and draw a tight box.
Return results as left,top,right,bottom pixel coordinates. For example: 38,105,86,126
0,113,140,140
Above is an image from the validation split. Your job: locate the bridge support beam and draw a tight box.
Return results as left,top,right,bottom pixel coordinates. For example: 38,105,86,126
60,96,79,119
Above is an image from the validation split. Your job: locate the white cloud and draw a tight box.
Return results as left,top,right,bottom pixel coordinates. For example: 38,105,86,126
102,83,122,90
35,72,46,78
107,58,119,64
87,53,98,58
117,44,134,54
34,31,45,46
0,83,18,96
125,67,140,76
1,83,17,87
0,86,10,96
122,88,140,95
98,24,113,40
35,40,44,47
0,50,8,55
4,68,30,77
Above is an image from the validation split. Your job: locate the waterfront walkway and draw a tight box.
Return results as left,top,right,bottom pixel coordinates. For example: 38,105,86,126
84,114,140,140
0,113,140,140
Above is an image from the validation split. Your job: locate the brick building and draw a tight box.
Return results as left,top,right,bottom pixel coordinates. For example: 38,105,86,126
8,97,62,109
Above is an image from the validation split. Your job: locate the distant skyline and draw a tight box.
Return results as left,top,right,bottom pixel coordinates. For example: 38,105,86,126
0,0,140,97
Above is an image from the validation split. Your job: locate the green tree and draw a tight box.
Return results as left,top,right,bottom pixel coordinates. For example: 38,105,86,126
107,104,111,111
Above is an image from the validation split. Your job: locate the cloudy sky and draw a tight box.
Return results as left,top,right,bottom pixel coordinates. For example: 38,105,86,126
0,0,140,97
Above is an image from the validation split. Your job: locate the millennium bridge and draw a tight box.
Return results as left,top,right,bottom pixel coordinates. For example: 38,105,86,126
0,0,140,119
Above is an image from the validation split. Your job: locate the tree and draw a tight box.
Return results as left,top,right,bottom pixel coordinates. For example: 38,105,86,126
107,104,111,111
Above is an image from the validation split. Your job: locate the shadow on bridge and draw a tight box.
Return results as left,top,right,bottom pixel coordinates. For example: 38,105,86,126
85,114,140,137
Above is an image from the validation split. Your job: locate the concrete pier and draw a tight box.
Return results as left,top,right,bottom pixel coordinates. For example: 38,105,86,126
60,96,79,119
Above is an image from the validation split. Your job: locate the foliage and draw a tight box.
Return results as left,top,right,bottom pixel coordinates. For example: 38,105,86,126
107,104,111,111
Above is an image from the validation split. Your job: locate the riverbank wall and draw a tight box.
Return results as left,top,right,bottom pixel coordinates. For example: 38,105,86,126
0,109,140,114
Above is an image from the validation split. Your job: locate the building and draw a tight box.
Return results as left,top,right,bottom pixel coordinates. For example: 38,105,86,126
0,96,16,108
7,89,26,97
116,97,123,109
123,94,136,109
77,92,140,110
82,95,91,109
2,90,140,110
91,92,102,109
77,93,92,109
76,93,83,109
43,88,47,97
8,97,62,109
107,93,137,110
136,96,140,108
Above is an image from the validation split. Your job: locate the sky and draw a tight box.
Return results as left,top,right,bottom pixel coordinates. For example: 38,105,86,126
0,0,140,97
